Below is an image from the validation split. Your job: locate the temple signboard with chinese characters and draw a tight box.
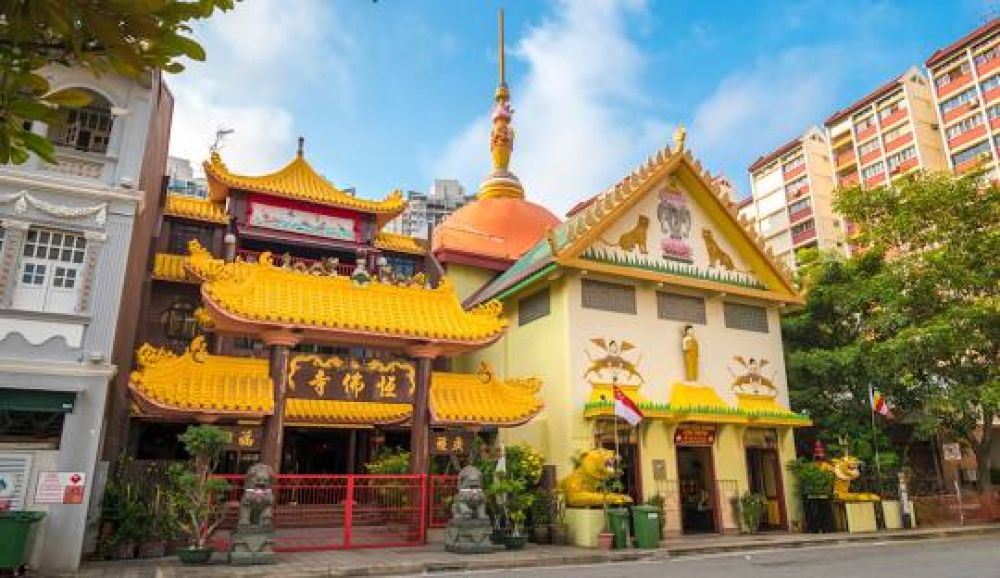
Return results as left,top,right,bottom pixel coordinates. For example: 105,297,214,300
225,426,263,452
287,355,415,403
431,431,473,456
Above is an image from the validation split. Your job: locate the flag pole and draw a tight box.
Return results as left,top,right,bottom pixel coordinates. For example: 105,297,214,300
869,384,882,479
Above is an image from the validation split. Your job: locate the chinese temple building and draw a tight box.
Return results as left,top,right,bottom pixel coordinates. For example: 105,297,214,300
433,22,812,539
115,139,543,475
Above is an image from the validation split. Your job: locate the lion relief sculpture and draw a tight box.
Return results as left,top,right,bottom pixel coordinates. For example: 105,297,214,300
820,455,880,503
559,449,633,508
238,463,275,530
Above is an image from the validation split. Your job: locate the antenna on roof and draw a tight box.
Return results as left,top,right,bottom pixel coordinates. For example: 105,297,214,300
210,127,234,153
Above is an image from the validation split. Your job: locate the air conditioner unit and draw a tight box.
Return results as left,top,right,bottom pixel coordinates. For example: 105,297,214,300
969,98,980,108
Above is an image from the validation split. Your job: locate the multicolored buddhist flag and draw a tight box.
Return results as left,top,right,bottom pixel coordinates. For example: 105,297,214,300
870,387,890,417
613,385,644,426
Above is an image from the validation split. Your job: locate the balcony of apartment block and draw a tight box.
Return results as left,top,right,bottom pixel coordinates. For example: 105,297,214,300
978,53,1000,79
782,163,806,182
943,98,982,124
991,113,1000,132
858,146,883,167
864,170,886,188
791,224,818,246
953,151,995,174
837,168,860,188
936,71,974,99
888,157,920,179
788,204,813,224
834,148,857,170
878,107,908,130
854,124,877,142
983,80,1000,105
947,125,987,152
884,130,914,154
785,182,810,200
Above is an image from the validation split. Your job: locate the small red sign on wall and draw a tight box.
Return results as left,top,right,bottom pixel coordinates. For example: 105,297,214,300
674,427,716,446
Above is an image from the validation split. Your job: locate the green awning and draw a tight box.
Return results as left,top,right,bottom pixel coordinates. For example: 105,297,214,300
0,389,75,413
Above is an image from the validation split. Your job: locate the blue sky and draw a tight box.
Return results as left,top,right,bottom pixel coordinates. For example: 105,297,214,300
168,0,993,215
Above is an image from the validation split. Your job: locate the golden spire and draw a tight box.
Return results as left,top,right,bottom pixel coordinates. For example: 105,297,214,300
479,8,524,200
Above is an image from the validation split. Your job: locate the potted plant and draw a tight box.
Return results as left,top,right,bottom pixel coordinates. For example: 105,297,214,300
787,459,835,533
170,425,230,564
138,486,177,558
549,490,570,545
737,491,766,534
530,490,551,544
596,475,624,550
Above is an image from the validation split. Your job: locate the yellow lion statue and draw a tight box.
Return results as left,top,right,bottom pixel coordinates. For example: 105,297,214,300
559,449,633,507
820,455,880,502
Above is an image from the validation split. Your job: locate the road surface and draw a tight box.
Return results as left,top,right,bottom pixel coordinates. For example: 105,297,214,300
420,536,999,578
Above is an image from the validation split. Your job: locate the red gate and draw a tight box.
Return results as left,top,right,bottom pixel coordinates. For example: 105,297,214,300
211,474,429,551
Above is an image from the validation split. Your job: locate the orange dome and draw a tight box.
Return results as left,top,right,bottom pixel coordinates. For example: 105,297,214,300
433,196,559,268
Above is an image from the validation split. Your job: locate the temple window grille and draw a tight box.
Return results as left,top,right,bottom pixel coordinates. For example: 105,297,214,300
518,287,550,326
723,302,769,333
582,279,636,315
657,292,706,324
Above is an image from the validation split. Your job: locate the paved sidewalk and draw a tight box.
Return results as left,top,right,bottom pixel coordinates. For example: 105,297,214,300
54,524,1000,578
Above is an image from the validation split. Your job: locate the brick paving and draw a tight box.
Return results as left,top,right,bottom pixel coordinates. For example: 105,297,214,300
48,524,1000,578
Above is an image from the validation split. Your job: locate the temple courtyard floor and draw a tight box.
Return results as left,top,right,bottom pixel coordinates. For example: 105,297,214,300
49,524,1000,577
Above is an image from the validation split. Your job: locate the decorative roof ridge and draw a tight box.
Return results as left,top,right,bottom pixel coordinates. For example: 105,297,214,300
203,150,406,216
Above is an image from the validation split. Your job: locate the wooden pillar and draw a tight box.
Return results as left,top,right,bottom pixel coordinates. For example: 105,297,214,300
260,330,299,472
407,345,439,475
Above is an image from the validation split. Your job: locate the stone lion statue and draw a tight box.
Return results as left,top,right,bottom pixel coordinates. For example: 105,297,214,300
451,465,488,520
238,464,275,529
820,455,880,502
559,449,633,507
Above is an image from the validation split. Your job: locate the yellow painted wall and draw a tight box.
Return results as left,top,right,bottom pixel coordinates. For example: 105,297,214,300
444,263,497,303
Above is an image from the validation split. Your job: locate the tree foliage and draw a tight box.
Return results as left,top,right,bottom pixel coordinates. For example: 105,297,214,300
784,169,1000,493
0,0,236,164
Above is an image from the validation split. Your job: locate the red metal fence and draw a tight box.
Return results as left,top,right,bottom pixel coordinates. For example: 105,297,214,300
211,474,433,551
429,475,457,528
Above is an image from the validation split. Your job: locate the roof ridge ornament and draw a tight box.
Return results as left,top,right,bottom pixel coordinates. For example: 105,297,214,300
479,8,525,201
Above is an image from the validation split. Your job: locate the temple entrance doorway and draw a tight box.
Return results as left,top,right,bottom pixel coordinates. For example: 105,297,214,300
745,428,786,530
284,428,371,474
675,425,718,534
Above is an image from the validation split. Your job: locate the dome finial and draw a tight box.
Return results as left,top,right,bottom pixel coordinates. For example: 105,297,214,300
297,136,305,157
480,8,525,200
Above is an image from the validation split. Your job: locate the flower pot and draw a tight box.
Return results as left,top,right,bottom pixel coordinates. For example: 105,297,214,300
110,542,136,560
504,534,528,550
549,523,569,546
530,524,551,544
177,546,213,564
597,531,614,551
490,528,506,545
138,540,166,559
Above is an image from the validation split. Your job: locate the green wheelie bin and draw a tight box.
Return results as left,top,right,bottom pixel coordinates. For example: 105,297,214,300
630,505,660,548
0,510,46,575
606,508,630,549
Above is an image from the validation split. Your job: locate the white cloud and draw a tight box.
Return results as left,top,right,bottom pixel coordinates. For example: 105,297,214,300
690,46,849,180
433,0,667,216
167,0,350,174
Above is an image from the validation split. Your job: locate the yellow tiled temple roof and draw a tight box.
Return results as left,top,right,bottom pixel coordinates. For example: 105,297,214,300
374,231,427,255
286,399,411,425
128,345,543,427
130,337,273,415
152,253,196,283
431,366,543,426
583,382,810,426
184,240,506,344
204,151,405,217
163,193,230,224
736,393,812,426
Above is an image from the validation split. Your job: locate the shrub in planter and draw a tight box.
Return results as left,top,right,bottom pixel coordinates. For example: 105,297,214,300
170,425,230,563
737,491,766,534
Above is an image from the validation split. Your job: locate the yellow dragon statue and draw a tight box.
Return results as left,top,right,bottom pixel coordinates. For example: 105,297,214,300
559,449,633,507
820,454,880,502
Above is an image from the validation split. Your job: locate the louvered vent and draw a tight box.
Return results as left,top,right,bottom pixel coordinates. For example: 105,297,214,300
0,454,34,510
